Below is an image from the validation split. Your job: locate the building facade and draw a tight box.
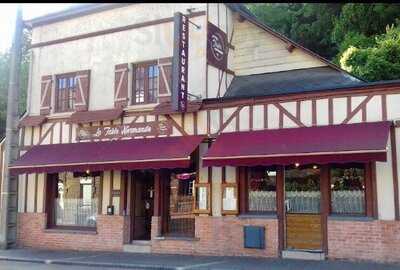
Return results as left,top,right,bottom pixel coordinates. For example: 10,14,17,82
1,3,400,263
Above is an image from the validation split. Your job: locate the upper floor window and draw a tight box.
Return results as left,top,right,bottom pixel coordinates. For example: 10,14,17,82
56,73,77,112
132,61,158,105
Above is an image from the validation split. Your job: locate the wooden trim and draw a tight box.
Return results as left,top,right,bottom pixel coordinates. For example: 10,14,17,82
221,166,226,184
221,182,238,215
34,173,38,212
274,102,305,128
320,165,329,254
24,174,28,212
365,162,375,218
312,99,317,126
153,170,161,217
98,172,103,215
119,170,128,216
264,104,268,129
109,170,114,207
193,183,211,214
371,162,378,219
238,167,247,214
249,105,253,131
164,114,188,136
193,112,198,135
30,11,206,48
328,98,333,125
342,95,373,124
216,105,243,135
382,94,387,121
346,96,351,118
202,85,400,110
37,122,56,145
276,166,285,256
391,126,400,220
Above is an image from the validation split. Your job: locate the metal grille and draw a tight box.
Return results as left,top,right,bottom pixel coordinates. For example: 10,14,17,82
55,198,97,227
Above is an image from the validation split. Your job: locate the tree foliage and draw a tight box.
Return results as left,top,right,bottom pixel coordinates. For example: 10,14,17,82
0,29,30,139
247,3,400,81
340,25,400,81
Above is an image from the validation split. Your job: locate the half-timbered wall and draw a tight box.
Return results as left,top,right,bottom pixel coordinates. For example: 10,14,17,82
16,86,400,222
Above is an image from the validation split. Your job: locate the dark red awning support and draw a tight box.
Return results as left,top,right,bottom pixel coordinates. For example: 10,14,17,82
10,135,204,175
203,121,391,167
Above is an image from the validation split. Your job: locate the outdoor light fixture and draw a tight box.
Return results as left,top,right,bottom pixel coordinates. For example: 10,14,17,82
86,169,90,174
313,165,318,169
295,163,300,168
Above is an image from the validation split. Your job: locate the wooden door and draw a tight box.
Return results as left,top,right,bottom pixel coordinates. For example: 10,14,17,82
285,167,322,250
131,171,154,241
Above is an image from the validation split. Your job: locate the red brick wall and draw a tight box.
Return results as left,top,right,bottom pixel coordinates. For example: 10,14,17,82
17,213,127,251
151,216,279,257
328,220,400,263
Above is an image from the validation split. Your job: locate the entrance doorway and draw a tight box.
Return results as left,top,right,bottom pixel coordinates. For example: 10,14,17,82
284,166,322,251
130,170,154,241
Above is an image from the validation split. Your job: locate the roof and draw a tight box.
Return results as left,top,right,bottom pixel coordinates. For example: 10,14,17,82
224,67,363,98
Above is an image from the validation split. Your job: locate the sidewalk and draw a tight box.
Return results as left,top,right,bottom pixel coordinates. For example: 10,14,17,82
0,248,398,270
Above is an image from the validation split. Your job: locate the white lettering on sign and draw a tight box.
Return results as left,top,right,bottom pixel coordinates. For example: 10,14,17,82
77,121,172,141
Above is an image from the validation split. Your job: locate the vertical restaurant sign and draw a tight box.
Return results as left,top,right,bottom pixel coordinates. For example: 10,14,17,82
172,12,189,112
207,22,228,71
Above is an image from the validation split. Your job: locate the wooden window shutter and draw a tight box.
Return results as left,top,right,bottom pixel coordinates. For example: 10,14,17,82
158,57,172,103
75,70,91,112
40,75,53,115
114,63,129,108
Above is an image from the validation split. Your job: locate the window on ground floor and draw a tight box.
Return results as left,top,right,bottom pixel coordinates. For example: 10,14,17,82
330,163,366,215
49,172,100,229
165,171,195,237
247,166,277,214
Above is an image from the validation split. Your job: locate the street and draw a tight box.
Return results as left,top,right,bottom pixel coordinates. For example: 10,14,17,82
0,261,134,270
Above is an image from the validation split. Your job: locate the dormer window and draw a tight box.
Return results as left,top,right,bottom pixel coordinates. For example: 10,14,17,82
55,73,77,112
132,61,159,105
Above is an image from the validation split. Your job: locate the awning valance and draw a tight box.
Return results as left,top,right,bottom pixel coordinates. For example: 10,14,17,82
10,135,204,175
203,121,391,167
19,115,47,127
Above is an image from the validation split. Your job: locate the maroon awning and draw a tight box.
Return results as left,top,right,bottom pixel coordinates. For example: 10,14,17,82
203,121,391,167
9,135,204,175
68,108,123,124
19,115,47,127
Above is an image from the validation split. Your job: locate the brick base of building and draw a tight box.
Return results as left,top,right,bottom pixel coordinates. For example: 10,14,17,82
17,213,400,263
328,219,400,263
151,216,279,257
17,213,130,251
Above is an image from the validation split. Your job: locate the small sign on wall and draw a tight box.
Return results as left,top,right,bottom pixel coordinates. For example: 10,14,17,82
207,22,228,71
76,121,172,141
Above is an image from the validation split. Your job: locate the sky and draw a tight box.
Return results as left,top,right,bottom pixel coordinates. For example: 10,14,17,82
0,4,78,53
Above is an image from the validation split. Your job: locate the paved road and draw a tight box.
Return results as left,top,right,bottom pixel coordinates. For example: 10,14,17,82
0,261,135,270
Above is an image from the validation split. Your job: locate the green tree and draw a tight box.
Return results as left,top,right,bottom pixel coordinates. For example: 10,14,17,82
0,29,31,139
247,3,343,59
340,25,400,81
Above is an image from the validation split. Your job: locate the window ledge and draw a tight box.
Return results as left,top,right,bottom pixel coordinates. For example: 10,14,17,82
44,228,98,235
154,236,200,242
238,214,277,220
328,215,374,222
46,111,74,119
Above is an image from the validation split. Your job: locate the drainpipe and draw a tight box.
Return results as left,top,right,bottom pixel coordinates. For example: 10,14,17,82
0,6,23,249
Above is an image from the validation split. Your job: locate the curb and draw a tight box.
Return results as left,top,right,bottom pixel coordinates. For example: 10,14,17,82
0,256,178,270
